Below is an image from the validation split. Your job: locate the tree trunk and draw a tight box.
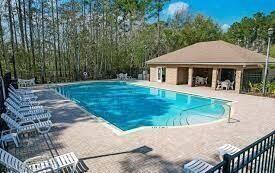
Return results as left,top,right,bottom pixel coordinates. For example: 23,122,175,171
23,0,29,52
0,15,9,71
51,0,58,81
8,0,17,78
41,0,46,83
55,0,62,77
17,0,26,49
28,0,35,77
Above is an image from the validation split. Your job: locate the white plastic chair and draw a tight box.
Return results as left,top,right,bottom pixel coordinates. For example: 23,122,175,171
8,88,38,101
18,79,26,87
124,73,128,80
29,78,35,86
119,73,124,80
195,76,207,86
9,87,36,97
216,80,222,89
183,159,215,173
10,84,33,94
221,81,230,90
229,81,235,90
218,144,241,161
1,113,52,135
0,148,78,173
204,77,208,85
9,93,40,107
5,102,51,122
0,129,20,148
5,98,44,113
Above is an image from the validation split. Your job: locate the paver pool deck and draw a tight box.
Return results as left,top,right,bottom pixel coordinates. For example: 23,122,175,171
32,80,275,172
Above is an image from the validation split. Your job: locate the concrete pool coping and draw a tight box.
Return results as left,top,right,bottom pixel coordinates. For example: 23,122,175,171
50,80,235,135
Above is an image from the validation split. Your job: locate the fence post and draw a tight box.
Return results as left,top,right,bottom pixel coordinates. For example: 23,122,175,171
222,154,231,173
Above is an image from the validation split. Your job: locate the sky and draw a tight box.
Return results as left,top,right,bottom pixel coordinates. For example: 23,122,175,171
161,0,275,31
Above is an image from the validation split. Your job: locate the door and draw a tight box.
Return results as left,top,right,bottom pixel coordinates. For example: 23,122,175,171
157,67,162,82
157,67,166,82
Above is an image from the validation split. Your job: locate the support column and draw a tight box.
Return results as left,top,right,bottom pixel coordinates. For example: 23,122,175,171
211,68,218,89
188,67,193,86
235,68,243,93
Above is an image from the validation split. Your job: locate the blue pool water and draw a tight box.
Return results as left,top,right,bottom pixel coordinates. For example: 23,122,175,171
56,82,230,131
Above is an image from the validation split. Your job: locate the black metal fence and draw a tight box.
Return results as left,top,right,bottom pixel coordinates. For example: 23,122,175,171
206,130,275,173
242,69,263,93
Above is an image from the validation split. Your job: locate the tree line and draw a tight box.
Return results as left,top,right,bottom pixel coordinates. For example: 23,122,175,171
225,11,275,53
0,0,274,83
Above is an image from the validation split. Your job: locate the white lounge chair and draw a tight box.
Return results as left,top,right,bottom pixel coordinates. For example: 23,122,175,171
18,78,35,87
1,113,52,134
10,84,33,95
218,144,241,161
10,87,36,97
0,148,78,173
9,93,40,107
8,88,38,101
0,129,20,148
183,159,215,173
5,103,51,122
5,98,45,113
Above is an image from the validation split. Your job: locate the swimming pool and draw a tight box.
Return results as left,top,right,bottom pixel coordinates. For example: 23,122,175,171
56,82,230,131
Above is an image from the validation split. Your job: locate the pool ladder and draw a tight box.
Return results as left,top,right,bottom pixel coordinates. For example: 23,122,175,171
165,109,190,126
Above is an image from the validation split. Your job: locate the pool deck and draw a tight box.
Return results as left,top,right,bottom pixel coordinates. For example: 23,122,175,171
19,80,275,172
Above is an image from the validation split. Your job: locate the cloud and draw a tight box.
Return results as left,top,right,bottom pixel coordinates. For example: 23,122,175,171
167,2,189,15
221,24,230,32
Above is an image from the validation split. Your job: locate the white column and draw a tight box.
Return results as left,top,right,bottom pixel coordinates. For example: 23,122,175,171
235,68,243,93
188,67,193,86
211,68,218,89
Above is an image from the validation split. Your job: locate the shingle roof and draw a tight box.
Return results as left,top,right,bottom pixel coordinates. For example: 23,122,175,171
146,40,275,65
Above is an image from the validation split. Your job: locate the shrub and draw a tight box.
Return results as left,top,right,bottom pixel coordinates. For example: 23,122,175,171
249,81,275,94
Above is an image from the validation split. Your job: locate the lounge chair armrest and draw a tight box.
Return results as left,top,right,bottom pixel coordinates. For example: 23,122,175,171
1,128,17,136
33,167,54,173
24,155,49,164
19,120,36,125
24,156,55,173
36,123,52,134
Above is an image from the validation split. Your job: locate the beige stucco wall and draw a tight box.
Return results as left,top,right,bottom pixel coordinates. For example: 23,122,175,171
166,67,178,85
177,67,188,84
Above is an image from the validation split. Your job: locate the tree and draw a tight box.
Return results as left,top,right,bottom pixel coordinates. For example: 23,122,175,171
7,0,17,78
225,11,275,53
0,0,233,83
148,0,169,56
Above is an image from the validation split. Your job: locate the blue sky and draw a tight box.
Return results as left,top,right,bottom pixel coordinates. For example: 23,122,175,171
161,0,275,30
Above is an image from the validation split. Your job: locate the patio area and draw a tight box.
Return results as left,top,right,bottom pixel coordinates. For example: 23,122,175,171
8,80,275,172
